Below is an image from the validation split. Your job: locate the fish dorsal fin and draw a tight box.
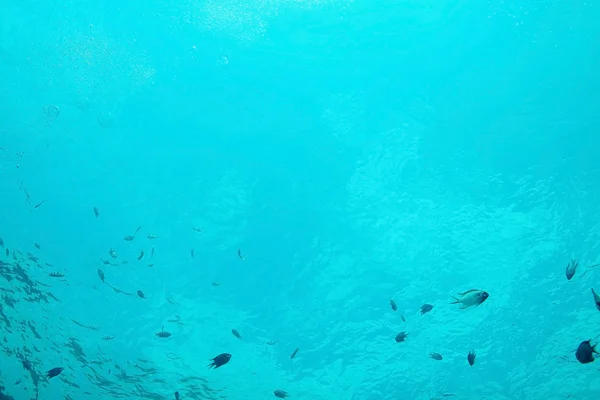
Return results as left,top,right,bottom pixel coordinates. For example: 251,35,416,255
459,289,478,296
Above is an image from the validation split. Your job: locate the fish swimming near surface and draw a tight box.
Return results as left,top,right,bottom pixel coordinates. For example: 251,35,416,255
566,259,600,280
274,390,289,398
566,259,579,280
467,350,476,366
124,226,142,241
420,304,434,314
430,352,443,360
451,290,489,309
156,326,172,338
237,249,246,260
576,340,598,364
46,367,63,379
290,348,299,359
231,329,242,339
389,299,397,311
395,332,408,343
208,353,231,369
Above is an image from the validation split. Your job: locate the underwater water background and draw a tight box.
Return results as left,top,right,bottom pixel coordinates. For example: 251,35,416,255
1,0,600,399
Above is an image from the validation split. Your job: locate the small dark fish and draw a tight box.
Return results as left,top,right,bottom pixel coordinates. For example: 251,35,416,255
0,237,3,247
102,336,115,340
174,391,180,400
49,272,65,278
274,390,289,398
420,304,434,314
467,350,476,366
592,288,600,311
566,259,579,280
151,247,155,257
231,329,241,339
34,200,46,209
156,326,172,338
22,360,33,371
576,340,598,364
389,299,397,311
266,340,279,345
148,263,154,268
430,352,443,360
191,249,194,258
97,269,105,283
400,313,406,322
137,250,144,260
208,353,231,369
238,249,245,260
193,227,202,232
395,332,408,343
93,207,99,218
108,249,118,258
290,348,299,359
34,242,40,249
46,367,63,378
137,290,145,299
566,260,600,280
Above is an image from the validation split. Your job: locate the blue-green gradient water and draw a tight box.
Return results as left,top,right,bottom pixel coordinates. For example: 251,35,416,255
1,1,600,399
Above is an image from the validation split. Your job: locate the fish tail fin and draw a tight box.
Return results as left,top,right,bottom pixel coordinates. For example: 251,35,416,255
450,296,460,304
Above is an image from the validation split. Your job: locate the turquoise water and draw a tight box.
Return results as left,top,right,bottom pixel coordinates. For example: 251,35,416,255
1,0,600,399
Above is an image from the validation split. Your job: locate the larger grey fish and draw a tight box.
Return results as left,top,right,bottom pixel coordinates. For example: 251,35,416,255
451,289,489,309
